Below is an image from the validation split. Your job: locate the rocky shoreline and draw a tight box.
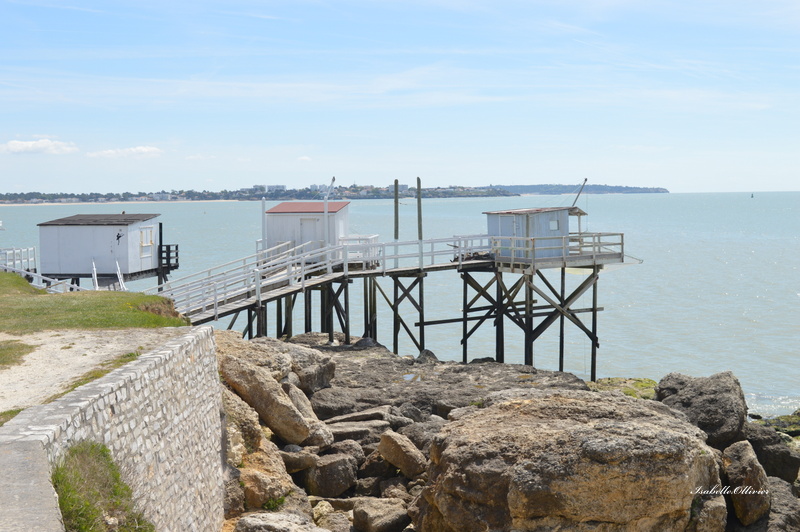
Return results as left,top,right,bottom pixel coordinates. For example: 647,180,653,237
214,330,800,532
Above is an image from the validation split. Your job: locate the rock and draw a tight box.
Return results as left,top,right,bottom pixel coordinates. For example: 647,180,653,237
220,355,312,444
234,511,328,532
397,419,446,456
326,439,366,466
380,477,412,503
223,466,245,519
744,422,800,483
316,511,351,532
240,468,291,510
282,381,318,420
587,377,658,400
323,405,414,430
301,453,358,497
722,441,771,526
354,336,380,348
307,342,589,423
764,476,800,531
757,410,800,437
225,421,246,469
356,476,382,496
278,448,318,474
353,498,411,532
240,439,296,510
411,388,720,532
327,419,392,445
217,330,293,381
311,501,352,532
446,405,479,421
221,385,263,452
378,430,427,479
656,371,748,449
303,420,335,448
397,401,428,422
359,450,397,479
686,494,727,532
416,349,439,364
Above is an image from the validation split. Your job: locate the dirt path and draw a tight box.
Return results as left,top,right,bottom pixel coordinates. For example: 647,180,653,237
0,328,188,412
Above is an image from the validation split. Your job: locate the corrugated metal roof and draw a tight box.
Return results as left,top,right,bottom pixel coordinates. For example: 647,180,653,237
266,201,350,214
38,214,160,226
482,206,587,216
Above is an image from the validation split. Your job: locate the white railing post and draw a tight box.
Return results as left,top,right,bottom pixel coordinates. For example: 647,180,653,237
254,268,262,305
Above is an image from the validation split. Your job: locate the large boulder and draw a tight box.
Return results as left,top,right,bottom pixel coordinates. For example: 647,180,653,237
726,477,800,532
221,385,263,453
722,441,770,526
234,511,328,532
377,430,427,479
410,388,721,532
240,439,296,510
301,453,358,498
352,497,411,532
216,330,293,381
744,422,800,483
252,336,336,393
220,355,312,444
656,371,748,449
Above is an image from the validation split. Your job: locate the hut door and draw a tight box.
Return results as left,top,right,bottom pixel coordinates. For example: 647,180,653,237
300,218,319,247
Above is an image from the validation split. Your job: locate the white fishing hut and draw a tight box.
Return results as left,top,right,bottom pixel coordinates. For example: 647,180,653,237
264,201,351,250
484,206,587,261
38,213,179,286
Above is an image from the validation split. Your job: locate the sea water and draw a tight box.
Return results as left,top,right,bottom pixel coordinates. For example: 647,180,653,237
2,192,798,416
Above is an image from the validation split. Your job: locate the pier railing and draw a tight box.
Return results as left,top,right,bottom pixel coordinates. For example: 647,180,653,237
145,235,492,318
0,247,37,273
490,232,624,271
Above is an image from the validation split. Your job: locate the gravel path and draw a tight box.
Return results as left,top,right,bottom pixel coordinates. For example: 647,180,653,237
0,328,188,412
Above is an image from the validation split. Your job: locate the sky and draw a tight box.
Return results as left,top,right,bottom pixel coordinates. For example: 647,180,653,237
1,0,799,194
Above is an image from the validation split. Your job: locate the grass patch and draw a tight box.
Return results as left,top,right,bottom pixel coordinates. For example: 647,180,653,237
0,272,188,334
0,339,36,368
587,377,658,400
0,408,23,426
45,351,142,403
52,440,155,532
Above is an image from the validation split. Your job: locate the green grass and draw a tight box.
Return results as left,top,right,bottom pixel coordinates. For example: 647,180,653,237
52,441,155,532
0,272,188,333
0,339,36,368
0,408,23,427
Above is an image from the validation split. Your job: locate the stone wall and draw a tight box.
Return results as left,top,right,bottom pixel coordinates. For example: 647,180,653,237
0,326,224,532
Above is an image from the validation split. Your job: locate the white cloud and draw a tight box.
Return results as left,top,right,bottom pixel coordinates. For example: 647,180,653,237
297,155,312,161
86,146,163,158
1,139,79,155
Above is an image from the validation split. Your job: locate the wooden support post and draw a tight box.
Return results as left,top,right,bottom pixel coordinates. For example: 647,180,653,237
462,272,468,363
591,266,598,382
305,290,312,333
393,277,400,354
344,280,350,345
495,272,504,363
284,295,294,339
559,267,566,371
276,297,283,338
245,308,255,339
524,275,533,366
227,311,240,330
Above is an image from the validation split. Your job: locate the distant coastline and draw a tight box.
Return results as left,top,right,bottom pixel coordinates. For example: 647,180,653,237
0,183,668,205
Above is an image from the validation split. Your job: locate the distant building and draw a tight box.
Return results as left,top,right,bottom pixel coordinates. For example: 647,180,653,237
266,185,287,192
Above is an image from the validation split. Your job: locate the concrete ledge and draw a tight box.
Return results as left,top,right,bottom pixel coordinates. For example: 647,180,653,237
0,440,64,532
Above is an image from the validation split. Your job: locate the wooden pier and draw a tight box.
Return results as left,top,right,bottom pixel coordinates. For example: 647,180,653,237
145,230,626,380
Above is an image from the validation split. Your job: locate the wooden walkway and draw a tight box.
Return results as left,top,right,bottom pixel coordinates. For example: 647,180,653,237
145,232,624,324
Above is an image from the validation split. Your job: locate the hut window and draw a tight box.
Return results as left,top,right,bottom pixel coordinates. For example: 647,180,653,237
549,220,559,231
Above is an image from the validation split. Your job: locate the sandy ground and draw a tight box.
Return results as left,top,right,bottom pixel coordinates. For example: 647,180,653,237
0,328,188,412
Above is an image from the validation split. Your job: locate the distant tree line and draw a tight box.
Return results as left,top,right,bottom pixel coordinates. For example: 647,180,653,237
495,184,669,195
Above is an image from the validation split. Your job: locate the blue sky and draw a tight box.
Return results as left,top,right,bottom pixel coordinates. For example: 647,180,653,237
1,0,799,194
